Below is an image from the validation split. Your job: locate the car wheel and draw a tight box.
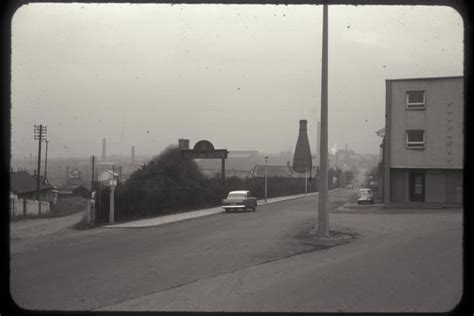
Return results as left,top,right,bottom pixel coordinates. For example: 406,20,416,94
252,207,256,212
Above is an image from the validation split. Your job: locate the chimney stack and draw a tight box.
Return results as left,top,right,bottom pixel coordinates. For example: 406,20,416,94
102,138,106,161
178,139,190,150
293,120,312,173
131,146,135,163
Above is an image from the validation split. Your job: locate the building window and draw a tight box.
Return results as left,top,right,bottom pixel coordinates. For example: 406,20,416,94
406,91,425,109
406,130,425,149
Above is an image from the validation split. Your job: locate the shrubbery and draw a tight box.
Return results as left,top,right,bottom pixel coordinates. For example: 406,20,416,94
95,146,323,224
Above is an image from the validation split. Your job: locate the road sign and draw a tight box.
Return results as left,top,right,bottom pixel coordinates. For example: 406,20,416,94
109,179,117,187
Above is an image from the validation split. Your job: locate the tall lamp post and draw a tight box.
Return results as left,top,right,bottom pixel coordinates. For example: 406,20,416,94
317,3,329,237
305,167,308,194
264,156,268,202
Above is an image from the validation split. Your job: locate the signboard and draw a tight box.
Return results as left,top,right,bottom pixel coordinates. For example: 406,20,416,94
180,140,228,160
180,140,229,181
109,179,117,187
181,150,228,159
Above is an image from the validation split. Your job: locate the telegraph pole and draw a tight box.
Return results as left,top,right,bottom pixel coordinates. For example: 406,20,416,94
317,4,329,237
34,124,47,215
91,155,95,191
44,140,49,182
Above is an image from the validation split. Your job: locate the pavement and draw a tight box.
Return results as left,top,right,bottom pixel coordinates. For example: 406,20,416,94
103,190,333,229
8,191,331,239
335,201,463,213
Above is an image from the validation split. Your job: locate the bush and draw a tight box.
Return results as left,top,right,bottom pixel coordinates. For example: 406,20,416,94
96,145,332,224
109,146,208,222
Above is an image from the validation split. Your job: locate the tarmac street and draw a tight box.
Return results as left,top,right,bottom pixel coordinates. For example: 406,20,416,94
9,189,462,312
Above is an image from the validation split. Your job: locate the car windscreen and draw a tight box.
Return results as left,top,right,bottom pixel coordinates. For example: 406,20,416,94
227,193,247,199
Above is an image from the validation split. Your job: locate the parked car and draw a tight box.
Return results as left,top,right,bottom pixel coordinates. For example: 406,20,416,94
357,188,374,204
222,190,257,212
346,184,353,189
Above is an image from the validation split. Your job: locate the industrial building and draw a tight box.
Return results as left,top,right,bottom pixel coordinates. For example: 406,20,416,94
383,76,463,205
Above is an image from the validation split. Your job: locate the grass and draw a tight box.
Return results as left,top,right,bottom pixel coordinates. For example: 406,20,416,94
71,215,95,230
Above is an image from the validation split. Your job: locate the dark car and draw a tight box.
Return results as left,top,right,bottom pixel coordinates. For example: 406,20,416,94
222,190,257,212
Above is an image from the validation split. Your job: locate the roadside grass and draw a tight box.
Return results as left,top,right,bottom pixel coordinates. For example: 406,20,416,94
72,215,95,230
50,196,89,216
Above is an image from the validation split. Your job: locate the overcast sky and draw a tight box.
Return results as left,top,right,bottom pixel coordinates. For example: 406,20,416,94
11,4,463,159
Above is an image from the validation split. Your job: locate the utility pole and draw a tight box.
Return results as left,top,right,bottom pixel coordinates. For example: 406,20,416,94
317,4,329,237
66,165,69,185
44,140,49,182
34,124,47,215
91,155,95,191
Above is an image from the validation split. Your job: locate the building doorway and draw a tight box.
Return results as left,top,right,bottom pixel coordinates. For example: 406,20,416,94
409,171,425,202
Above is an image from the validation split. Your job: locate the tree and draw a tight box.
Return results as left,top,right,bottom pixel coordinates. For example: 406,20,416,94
115,146,208,219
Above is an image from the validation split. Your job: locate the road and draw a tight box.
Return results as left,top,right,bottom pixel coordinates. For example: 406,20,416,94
10,212,84,240
10,189,462,312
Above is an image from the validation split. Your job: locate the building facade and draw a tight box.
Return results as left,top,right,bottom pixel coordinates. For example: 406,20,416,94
384,76,463,204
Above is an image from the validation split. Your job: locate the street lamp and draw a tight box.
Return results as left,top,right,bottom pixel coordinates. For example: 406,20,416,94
305,166,308,194
264,156,268,202
317,3,329,237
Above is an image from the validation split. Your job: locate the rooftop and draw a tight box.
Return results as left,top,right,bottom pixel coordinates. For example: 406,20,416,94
10,171,54,194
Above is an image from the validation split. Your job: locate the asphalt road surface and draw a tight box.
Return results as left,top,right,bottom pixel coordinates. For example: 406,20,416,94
10,190,462,312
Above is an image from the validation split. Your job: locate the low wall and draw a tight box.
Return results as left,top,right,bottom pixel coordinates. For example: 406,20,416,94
10,198,50,217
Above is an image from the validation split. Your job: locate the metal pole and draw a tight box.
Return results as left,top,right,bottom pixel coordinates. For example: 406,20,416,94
221,158,225,182
317,4,329,237
264,156,268,202
91,155,95,191
109,185,115,224
305,167,308,194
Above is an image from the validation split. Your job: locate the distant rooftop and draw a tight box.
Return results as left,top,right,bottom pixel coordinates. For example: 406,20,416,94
10,171,54,194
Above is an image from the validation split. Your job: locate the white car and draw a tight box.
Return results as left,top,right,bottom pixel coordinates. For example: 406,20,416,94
222,190,257,212
357,188,374,204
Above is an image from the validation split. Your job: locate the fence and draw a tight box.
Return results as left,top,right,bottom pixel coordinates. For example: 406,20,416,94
10,198,50,217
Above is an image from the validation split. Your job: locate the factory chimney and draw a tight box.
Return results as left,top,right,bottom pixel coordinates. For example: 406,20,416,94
131,146,135,163
178,139,190,150
292,120,312,173
102,138,106,161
